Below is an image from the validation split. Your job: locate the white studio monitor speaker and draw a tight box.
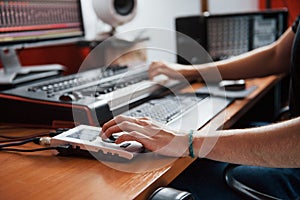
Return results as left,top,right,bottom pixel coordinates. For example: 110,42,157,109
92,0,137,34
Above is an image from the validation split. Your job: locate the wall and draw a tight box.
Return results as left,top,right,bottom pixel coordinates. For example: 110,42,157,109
209,0,259,13
259,0,300,25
1,1,260,74
82,0,201,40
82,0,259,62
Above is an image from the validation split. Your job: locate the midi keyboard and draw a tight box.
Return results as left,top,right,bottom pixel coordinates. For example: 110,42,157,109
0,65,184,128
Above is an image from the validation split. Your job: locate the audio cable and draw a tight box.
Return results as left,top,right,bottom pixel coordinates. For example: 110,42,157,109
0,128,70,153
0,128,69,143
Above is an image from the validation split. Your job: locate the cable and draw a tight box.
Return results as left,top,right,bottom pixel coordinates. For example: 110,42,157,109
0,144,72,153
0,147,59,152
0,132,49,139
0,128,70,153
0,137,71,153
0,133,48,143
0,137,40,148
0,128,69,143
0,137,51,149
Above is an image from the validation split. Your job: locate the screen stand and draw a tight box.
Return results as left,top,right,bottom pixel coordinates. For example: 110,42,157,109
0,48,65,86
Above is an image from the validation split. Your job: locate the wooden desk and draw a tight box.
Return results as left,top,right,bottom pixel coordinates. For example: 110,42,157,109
0,75,281,200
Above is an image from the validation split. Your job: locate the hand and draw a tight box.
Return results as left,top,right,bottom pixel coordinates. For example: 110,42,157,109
100,115,190,157
148,61,196,80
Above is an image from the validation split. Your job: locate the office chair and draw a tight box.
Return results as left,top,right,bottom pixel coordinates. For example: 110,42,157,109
224,164,282,200
275,105,290,122
148,187,194,200
223,106,292,200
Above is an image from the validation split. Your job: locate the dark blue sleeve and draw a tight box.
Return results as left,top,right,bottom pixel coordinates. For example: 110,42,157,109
292,15,300,33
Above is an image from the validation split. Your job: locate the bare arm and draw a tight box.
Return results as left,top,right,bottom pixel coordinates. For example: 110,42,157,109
149,28,295,81
101,115,300,168
194,116,300,168
210,27,294,80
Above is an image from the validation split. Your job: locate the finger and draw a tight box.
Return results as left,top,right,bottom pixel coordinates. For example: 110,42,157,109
115,131,152,149
149,68,169,80
101,124,123,139
148,61,166,79
149,61,164,70
127,118,161,135
117,131,169,154
101,115,135,132
101,119,117,134
102,120,145,139
101,115,135,138
101,116,150,138
135,117,152,126
148,67,159,80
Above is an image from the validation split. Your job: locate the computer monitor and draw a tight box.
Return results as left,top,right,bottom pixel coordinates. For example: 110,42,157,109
0,0,85,86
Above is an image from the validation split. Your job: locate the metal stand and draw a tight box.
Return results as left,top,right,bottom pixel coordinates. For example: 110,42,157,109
0,48,65,86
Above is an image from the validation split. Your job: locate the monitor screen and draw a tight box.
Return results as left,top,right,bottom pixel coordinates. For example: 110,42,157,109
0,0,85,86
0,0,84,47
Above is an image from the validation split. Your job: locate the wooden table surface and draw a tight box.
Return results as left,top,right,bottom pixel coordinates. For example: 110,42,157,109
0,75,281,200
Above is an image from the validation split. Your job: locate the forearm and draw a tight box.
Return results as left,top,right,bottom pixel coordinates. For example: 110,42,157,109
193,117,300,168
190,28,294,81
214,44,289,80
